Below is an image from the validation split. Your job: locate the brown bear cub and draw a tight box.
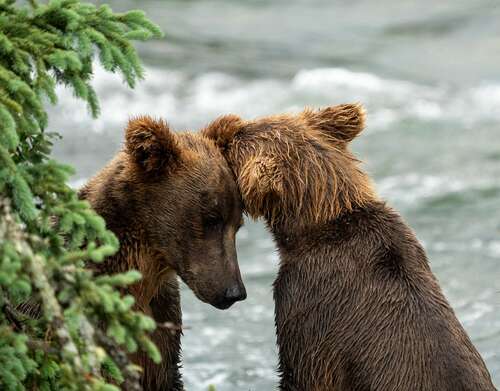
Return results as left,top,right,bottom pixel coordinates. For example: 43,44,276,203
80,117,247,391
203,105,495,391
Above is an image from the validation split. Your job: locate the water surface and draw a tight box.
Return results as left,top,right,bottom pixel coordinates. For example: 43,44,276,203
51,0,500,388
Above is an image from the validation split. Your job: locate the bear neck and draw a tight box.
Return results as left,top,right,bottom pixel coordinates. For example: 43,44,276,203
262,153,379,234
267,174,378,239
268,198,386,252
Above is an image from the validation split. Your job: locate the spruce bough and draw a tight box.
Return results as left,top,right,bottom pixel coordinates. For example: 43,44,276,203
0,0,163,389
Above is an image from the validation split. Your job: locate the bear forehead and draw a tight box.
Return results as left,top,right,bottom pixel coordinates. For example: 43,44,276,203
177,132,222,157
238,118,325,145
231,124,332,167
174,132,238,188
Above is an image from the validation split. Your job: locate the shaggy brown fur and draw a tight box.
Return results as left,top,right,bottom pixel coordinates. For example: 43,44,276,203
80,116,246,391
203,105,495,391
204,104,376,232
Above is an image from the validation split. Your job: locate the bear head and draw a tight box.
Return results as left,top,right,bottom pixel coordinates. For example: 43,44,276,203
84,116,247,310
202,104,376,232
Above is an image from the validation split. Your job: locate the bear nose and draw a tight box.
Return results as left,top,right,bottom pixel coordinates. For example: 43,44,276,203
224,284,247,303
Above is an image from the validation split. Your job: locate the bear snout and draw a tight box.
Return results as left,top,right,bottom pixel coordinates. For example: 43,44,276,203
213,283,247,310
225,284,247,302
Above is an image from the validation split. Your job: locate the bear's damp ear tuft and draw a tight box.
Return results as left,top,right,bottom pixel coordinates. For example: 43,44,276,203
202,114,243,151
305,103,366,144
125,115,181,173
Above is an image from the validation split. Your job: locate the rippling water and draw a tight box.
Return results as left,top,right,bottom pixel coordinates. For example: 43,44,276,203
50,0,499,388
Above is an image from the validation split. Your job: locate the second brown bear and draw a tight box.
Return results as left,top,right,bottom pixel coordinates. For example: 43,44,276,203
203,105,495,391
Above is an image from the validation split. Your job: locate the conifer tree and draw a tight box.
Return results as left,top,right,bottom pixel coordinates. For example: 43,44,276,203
0,0,163,389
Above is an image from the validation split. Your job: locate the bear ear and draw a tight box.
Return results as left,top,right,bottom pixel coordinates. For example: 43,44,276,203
202,114,243,151
305,103,366,143
125,116,181,173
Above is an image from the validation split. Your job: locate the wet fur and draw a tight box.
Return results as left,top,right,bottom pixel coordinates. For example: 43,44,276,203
204,104,375,231
81,117,244,390
203,104,495,391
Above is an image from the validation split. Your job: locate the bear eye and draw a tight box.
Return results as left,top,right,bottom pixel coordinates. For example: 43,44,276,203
204,214,224,231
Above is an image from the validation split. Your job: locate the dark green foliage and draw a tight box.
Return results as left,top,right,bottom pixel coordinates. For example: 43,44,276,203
0,0,162,389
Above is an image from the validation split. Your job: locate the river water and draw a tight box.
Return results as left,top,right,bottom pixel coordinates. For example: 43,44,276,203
50,0,499,388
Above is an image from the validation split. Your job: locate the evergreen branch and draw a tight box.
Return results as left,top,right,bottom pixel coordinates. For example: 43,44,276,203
95,329,142,391
0,0,164,389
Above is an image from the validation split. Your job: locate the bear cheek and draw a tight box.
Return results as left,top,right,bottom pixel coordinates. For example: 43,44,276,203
238,157,283,219
183,247,215,285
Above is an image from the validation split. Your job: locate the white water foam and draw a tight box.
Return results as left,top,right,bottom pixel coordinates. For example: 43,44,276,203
377,173,466,205
50,65,500,137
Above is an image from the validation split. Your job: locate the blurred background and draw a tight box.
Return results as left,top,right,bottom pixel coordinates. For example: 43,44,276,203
49,0,499,389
